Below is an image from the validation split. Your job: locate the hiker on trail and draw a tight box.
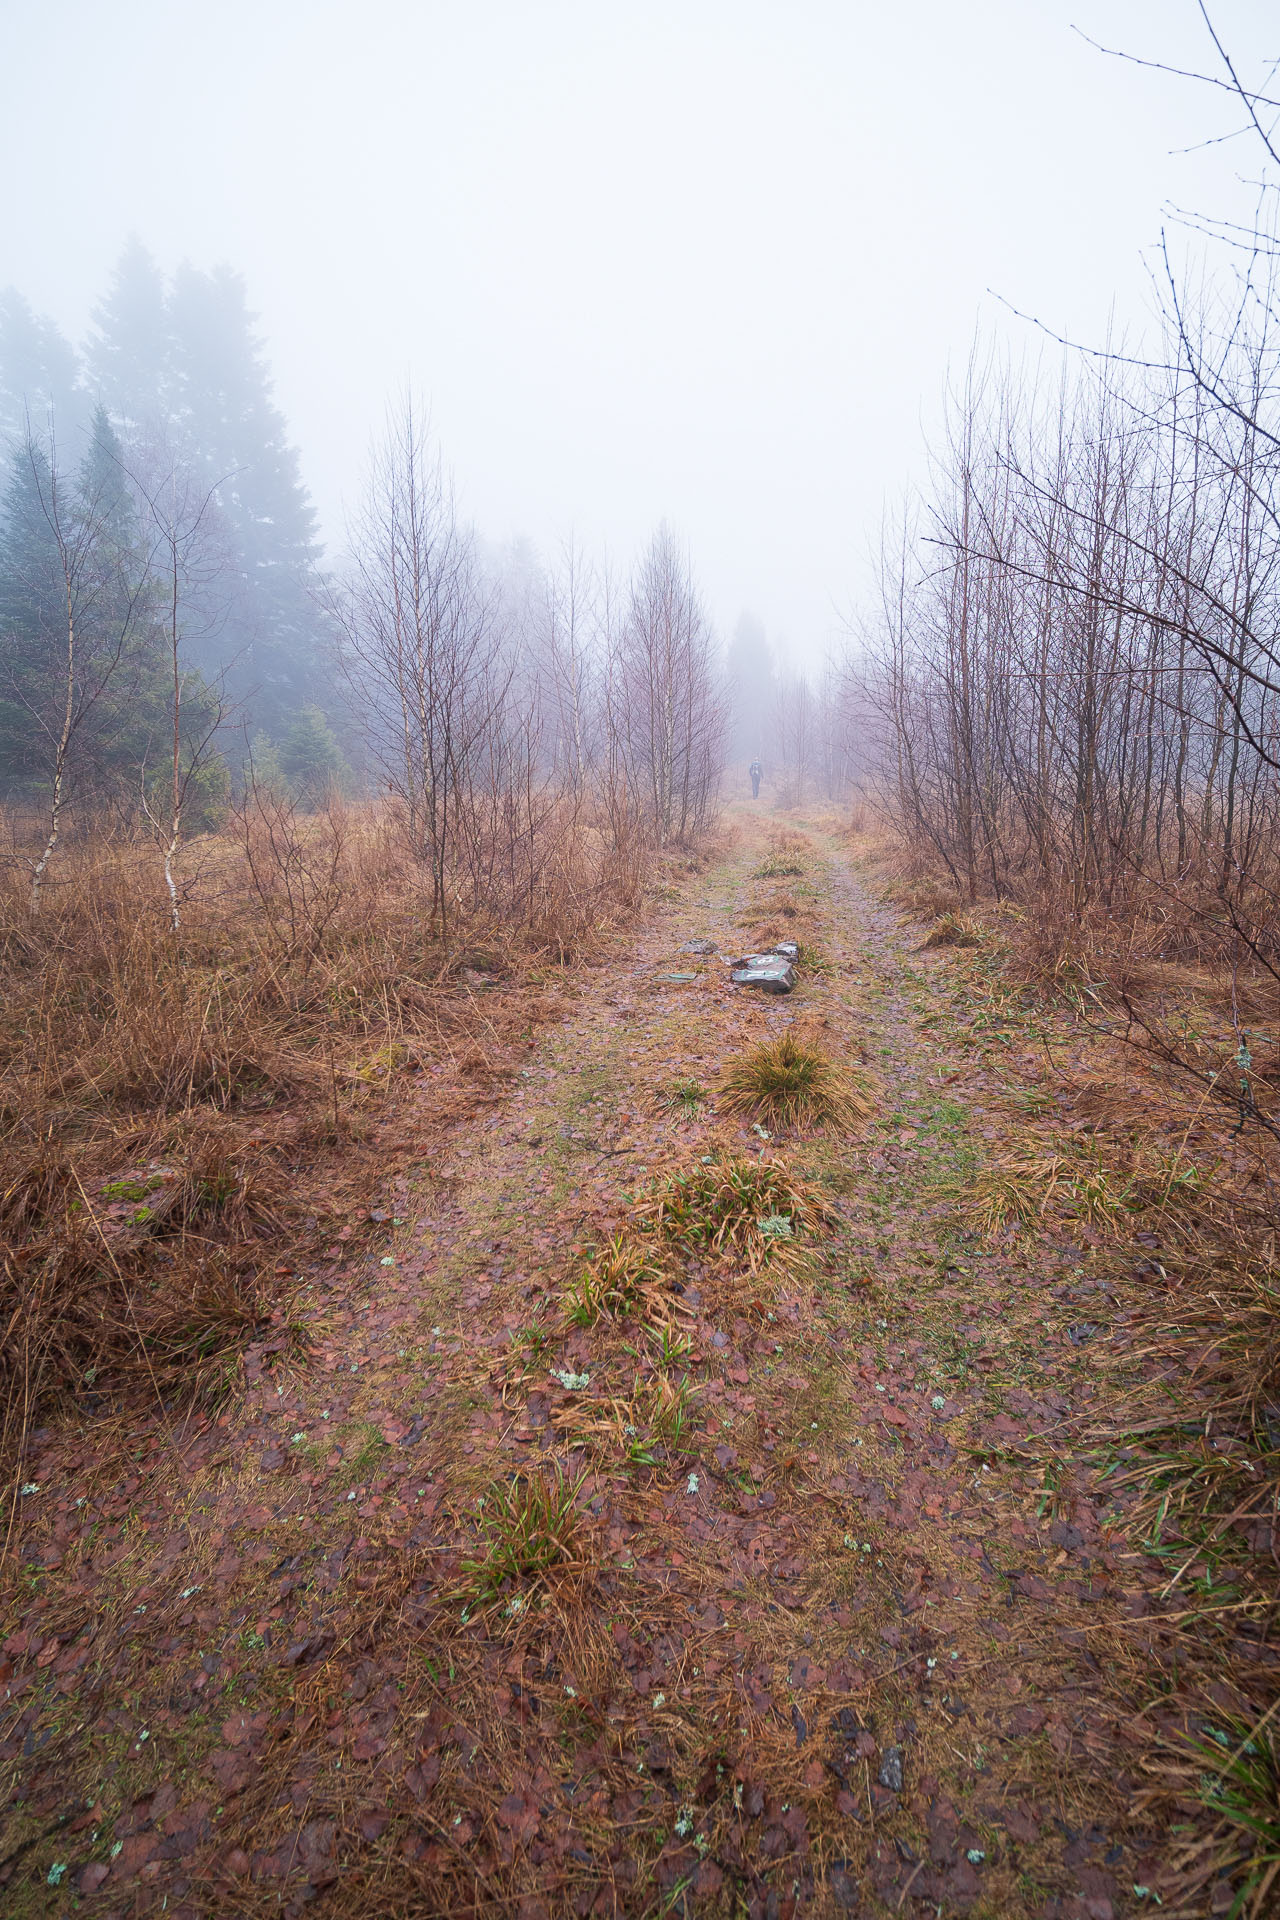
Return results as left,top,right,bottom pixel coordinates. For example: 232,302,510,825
749,760,762,799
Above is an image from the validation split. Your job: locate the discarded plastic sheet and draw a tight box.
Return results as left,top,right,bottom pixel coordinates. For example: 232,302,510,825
729,938,800,994
730,957,796,994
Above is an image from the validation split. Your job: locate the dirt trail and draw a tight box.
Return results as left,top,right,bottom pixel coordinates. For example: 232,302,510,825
4,813,1173,1917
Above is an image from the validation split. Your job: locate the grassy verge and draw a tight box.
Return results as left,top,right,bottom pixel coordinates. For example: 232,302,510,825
870,830,1280,1916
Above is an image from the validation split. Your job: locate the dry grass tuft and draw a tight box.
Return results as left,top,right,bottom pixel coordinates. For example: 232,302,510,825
633,1154,838,1272
547,1366,701,1472
656,1075,705,1121
1137,1711,1280,1919
563,1231,669,1325
794,940,838,978
718,1029,873,1132
967,1149,1076,1236
884,873,962,921
968,1138,1209,1241
753,831,811,882
759,889,801,921
919,910,982,950
754,852,806,880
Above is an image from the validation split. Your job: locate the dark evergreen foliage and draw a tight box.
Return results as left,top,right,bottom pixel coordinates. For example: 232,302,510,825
0,439,64,788
0,290,87,448
0,416,169,809
0,247,339,808
85,236,174,431
279,702,347,804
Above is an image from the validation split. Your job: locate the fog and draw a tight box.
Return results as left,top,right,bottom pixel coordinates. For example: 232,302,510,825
0,0,1268,666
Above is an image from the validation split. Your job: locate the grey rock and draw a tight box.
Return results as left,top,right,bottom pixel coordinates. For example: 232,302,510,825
877,1744,904,1792
681,939,716,954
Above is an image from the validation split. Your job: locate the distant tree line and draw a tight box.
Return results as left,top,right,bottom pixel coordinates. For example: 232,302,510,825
338,396,725,934
722,613,874,804
0,259,730,919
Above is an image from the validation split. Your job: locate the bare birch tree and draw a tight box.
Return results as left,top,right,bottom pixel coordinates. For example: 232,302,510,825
612,525,725,846
339,395,508,934
132,457,229,929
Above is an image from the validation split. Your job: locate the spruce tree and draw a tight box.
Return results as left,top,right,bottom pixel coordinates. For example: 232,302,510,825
246,728,284,792
164,264,330,741
85,237,174,432
78,404,139,554
279,703,346,805
0,438,64,793
0,416,177,813
4,254,339,767
0,290,86,447
72,407,172,800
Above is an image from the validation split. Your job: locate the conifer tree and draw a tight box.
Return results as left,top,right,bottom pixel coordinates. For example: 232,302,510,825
0,424,161,898
163,264,330,739
78,404,140,557
279,703,346,805
246,728,284,792
85,237,174,432
0,290,85,446
0,438,64,790
4,252,338,762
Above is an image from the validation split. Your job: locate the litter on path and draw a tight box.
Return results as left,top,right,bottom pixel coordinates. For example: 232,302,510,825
729,940,799,994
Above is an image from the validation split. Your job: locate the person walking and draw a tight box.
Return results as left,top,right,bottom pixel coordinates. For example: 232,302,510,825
749,759,762,799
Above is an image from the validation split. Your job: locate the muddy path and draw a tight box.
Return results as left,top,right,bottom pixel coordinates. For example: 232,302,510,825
3,812,1175,1917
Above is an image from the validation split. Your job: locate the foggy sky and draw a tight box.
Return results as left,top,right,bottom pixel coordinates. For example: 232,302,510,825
0,1,1270,668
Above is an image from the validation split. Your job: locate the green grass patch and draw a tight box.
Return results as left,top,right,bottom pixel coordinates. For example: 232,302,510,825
460,1468,586,1608
633,1155,837,1273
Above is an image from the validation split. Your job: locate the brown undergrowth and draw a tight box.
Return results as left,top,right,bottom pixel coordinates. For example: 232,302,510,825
0,791,651,1499
868,817,1280,1915
7,808,1216,1915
